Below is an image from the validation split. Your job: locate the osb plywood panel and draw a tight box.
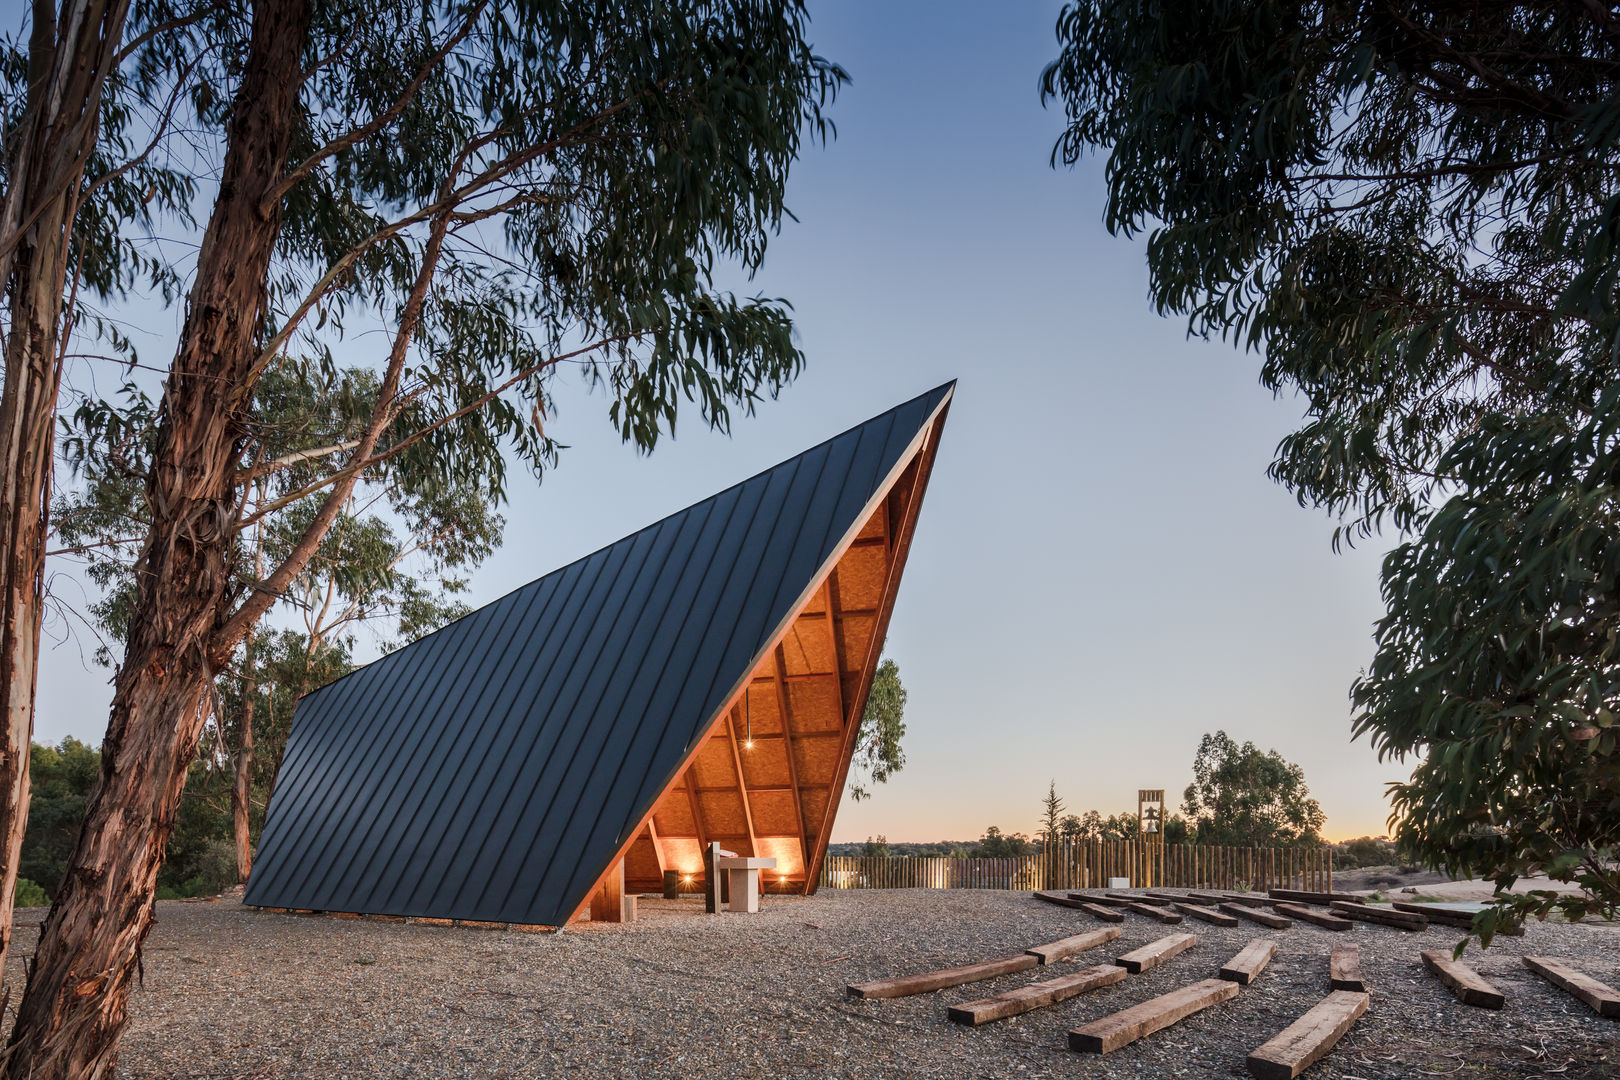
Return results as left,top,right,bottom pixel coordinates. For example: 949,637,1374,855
856,505,888,541
659,836,704,877
742,681,783,735
837,544,888,609
650,786,695,837
788,678,842,732
624,831,661,881
794,733,843,781
802,787,830,832
740,740,793,787
748,789,800,836
780,618,835,676
836,613,875,670
689,737,738,788
755,836,805,878
697,792,747,836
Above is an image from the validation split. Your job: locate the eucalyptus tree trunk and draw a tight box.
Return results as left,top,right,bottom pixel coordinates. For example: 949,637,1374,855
0,0,131,991
232,630,257,883
2,1,312,1074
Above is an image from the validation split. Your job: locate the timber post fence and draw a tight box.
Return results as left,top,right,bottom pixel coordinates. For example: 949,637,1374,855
818,841,1332,893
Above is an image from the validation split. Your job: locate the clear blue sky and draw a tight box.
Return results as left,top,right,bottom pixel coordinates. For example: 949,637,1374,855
33,0,1405,842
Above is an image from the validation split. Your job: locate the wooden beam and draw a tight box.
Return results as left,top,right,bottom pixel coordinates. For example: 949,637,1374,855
1174,902,1240,927
1272,903,1352,931
1069,978,1239,1053
1068,892,1133,907
588,859,627,923
1034,892,1124,920
771,645,811,878
1270,888,1364,906
1522,955,1620,1017
1421,951,1504,1009
1328,901,1426,931
724,705,759,857
684,772,709,856
1391,901,1522,935
1219,940,1278,985
846,953,1038,999
691,783,827,795
1221,902,1293,930
1125,902,1183,924
1026,927,1122,965
819,573,847,727
1329,944,1365,992
646,818,666,876
950,964,1126,1027
1110,891,1170,906
1246,990,1369,1079
1115,933,1197,974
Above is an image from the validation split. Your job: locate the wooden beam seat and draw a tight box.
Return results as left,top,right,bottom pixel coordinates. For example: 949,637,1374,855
1069,978,1239,1053
1220,940,1278,985
949,964,1126,1026
1270,889,1365,906
1026,926,1122,965
1222,902,1293,930
1421,951,1504,1009
1328,901,1426,931
1115,933,1197,974
1273,903,1352,931
1329,943,1365,992
1246,990,1370,1079
1522,955,1620,1018
1391,901,1522,936
1174,902,1240,927
1125,901,1183,924
846,954,1039,999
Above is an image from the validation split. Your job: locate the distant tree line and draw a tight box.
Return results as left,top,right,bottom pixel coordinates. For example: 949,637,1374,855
834,730,1325,859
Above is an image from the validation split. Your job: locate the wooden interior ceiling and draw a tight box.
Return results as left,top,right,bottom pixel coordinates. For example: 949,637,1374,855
617,447,930,896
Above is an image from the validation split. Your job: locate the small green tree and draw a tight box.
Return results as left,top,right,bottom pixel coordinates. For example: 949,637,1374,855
1038,780,1065,846
849,656,907,801
862,835,889,858
18,740,100,899
1058,813,1085,844
1181,732,1325,846
974,826,1031,858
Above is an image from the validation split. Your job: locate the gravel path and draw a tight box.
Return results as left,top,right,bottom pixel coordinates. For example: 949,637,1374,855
5,890,1616,1079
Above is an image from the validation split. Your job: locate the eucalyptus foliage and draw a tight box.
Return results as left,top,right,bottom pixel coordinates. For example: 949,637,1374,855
1182,731,1325,846
849,656,907,801
1045,2,1620,935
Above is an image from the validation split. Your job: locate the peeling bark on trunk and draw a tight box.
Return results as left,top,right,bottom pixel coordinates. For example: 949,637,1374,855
0,0,131,992
232,632,257,884
1,2,312,1075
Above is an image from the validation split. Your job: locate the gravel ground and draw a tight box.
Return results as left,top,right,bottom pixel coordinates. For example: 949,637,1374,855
5,890,1616,1079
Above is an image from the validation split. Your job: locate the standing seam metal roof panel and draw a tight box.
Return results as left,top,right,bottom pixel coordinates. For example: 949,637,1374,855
244,382,954,926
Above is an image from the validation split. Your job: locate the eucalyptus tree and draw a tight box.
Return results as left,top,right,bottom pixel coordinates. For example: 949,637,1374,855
55,363,504,883
0,0,207,981
1044,2,1620,937
1181,731,1325,847
6,0,842,1072
849,656,907,801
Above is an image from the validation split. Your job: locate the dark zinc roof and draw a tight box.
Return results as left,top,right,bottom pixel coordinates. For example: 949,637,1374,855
244,382,955,927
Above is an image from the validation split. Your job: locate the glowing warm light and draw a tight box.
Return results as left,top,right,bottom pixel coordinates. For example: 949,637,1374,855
743,739,755,750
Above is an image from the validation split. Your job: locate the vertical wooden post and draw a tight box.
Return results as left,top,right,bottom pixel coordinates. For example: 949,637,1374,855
590,858,628,923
